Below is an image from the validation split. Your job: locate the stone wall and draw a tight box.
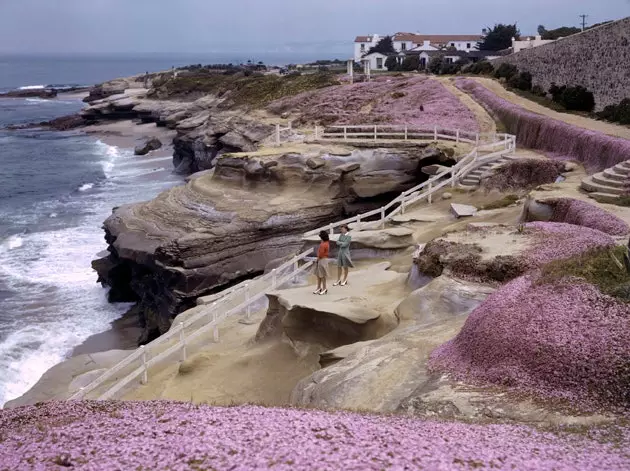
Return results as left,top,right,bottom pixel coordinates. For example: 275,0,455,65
492,17,630,110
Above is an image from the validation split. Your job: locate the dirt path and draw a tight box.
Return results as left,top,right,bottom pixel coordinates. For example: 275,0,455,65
437,77,496,134
472,78,630,140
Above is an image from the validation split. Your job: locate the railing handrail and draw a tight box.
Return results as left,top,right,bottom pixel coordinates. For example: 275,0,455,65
304,128,516,237
69,248,314,400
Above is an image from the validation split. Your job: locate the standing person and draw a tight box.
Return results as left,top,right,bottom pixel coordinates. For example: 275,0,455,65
314,231,330,295
334,225,354,286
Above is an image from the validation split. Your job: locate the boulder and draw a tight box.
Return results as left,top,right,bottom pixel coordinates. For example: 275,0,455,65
450,203,477,218
134,137,163,156
441,192,453,200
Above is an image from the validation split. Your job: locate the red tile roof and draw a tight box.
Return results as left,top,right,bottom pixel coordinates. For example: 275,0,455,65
354,36,373,43
393,33,482,44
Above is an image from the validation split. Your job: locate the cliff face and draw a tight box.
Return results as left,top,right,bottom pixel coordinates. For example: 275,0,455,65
492,17,630,110
94,146,448,343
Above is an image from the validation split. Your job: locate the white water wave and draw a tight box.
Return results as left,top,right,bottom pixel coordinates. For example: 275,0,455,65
78,183,94,192
18,85,46,90
0,235,24,252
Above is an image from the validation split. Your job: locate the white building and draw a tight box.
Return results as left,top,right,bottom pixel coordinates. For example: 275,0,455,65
354,34,383,62
354,33,483,62
511,35,556,53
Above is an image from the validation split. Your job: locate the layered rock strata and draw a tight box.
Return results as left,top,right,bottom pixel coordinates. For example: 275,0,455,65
95,146,449,343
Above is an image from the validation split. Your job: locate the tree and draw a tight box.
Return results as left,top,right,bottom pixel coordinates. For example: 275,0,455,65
401,55,420,72
537,25,581,40
385,56,400,72
367,36,396,55
479,24,520,51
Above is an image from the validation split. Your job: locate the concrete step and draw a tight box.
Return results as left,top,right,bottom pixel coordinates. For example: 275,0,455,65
591,173,627,189
581,177,625,195
611,164,630,176
460,178,480,186
588,192,626,204
617,160,630,171
603,168,628,182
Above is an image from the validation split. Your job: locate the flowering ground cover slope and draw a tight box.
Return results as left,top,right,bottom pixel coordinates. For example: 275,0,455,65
543,198,630,236
1,401,629,471
456,78,630,173
269,76,480,131
429,270,630,409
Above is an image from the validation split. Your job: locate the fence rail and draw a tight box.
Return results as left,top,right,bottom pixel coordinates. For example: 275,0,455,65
70,248,314,401
304,127,516,237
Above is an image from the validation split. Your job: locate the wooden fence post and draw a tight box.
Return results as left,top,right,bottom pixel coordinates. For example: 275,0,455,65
245,283,251,319
179,323,187,362
428,183,433,204
374,125,378,141
380,209,386,229
314,126,319,140
456,129,460,143
329,224,334,235
275,124,281,146
475,133,479,146
140,346,148,385
434,126,438,141
404,125,408,141
344,127,347,140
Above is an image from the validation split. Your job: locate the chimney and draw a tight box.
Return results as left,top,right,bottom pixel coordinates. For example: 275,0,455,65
423,40,431,47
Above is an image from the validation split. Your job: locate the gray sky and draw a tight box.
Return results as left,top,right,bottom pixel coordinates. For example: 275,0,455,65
0,0,628,54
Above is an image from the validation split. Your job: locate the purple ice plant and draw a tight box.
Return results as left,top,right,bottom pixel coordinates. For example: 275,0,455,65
542,197,630,236
269,76,480,132
455,78,630,174
429,272,630,410
1,401,629,470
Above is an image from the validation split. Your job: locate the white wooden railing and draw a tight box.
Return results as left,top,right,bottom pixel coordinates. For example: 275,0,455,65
274,122,293,146
313,124,504,146
70,249,315,401
305,129,516,237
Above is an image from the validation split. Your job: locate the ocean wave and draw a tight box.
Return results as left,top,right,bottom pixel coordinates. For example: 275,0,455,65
78,183,94,192
0,235,24,252
18,85,46,90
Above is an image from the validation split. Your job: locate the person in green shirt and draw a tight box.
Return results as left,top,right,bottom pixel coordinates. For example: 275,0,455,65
333,225,354,286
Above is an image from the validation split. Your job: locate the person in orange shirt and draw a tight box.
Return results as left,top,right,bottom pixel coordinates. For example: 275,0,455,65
313,230,330,295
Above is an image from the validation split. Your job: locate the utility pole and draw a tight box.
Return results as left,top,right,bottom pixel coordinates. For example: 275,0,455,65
579,14,588,31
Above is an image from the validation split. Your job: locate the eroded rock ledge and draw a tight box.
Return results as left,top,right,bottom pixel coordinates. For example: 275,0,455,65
94,146,450,343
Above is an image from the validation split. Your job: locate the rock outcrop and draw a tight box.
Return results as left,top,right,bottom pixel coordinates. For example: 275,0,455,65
94,146,450,343
134,137,163,156
0,88,57,99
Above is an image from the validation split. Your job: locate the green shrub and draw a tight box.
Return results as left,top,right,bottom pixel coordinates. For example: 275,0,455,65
531,85,546,97
439,61,463,75
494,63,519,81
464,60,495,75
401,55,420,72
550,84,596,112
391,91,406,99
597,98,630,125
508,71,533,91
385,56,400,72
427,56,444,74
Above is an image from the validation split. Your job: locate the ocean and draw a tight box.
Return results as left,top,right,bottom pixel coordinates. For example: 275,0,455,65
0,54,308,406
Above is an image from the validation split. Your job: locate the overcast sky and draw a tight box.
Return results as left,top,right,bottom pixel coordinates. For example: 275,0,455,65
0,0,628,54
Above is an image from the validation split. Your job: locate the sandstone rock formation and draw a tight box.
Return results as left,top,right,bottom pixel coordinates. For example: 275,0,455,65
95,146,451,343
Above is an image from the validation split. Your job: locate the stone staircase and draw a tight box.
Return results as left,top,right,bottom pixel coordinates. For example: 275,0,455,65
458,154,522,189
581,160,630,202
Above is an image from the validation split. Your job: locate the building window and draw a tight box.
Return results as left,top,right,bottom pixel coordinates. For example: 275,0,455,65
401,42,407,51
467,43,471,49
376,57,383,69
445,57,453,64
360,44,366,52
451,43,455,47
